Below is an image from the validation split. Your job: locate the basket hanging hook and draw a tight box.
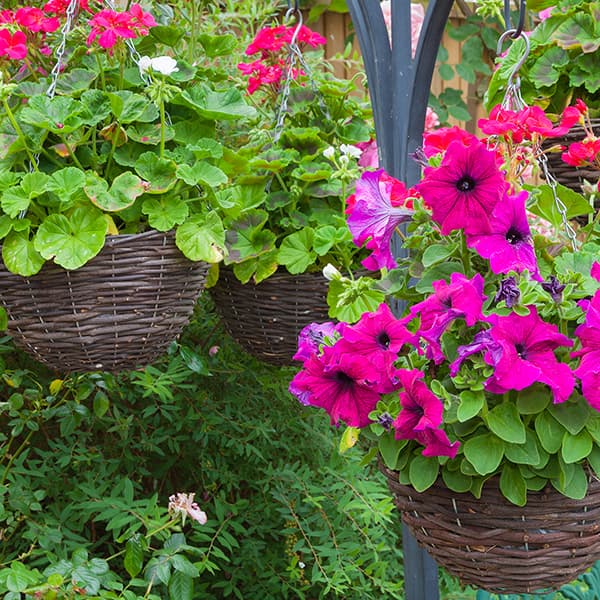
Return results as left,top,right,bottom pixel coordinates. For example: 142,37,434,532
503,0,527,39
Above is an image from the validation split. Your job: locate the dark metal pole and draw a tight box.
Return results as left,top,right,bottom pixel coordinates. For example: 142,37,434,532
345,1,455,598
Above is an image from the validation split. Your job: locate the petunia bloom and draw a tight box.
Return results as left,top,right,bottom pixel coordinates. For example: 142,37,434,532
466,190,541,280
409,272,487,363
416,139,506,235
293,321,340,363
484,307,575,404
288,344,384,428
346,169,414,271
572,288,600,411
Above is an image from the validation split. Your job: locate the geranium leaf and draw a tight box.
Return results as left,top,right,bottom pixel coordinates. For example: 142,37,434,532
34,207,107,270
499,464,527,506
175,212,226,263
188,138,223,160
84,172,146,211
529,46,569,88
327,277,385,323
127,123,171,145
142,197,188,231
177,161,227,188
0,120,19,158
313,225,339,255
0,215,13,239
278,229,316,274
554,12,600,53
134,153,177,193
569,53,600,93
47,167,86,198
486,402,526,443
224,210,273,263
561,429,593,464
107,91,158,124
20,96,85,134
178,85,256,120
54,68,98,96
198,33,237,57
464,433,504,475
408,455,438,492
2,230,45,276
1,188,30,218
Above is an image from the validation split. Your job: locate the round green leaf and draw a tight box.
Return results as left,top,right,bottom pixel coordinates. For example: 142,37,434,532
408,454,439,492
175,212,225,263
142,197,188,231
84,172,146,212
34,207,107,270
2,230,45,276
464,433,504,475
134,152,178,193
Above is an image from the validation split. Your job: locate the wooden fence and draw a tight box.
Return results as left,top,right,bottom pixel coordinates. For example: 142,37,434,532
309,7,489,131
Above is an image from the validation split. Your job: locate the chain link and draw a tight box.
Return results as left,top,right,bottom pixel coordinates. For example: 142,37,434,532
46,0,80,98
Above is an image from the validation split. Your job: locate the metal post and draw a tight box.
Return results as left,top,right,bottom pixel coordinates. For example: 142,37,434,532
345,1,455,598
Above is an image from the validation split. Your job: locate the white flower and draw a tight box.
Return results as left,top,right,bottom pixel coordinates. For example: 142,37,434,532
340,143,362,159
323,263,341,281
168,492,207,525
138,55,179,76
323,146,335,159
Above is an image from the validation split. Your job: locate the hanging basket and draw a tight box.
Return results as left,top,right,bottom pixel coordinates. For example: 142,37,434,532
380,462,600,594
542,118,600,193
209,268,330,366
0,230,208,373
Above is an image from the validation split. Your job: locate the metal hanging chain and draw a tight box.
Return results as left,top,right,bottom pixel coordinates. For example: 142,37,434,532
271,5,331,146
46,0,80,98
496,11,579,251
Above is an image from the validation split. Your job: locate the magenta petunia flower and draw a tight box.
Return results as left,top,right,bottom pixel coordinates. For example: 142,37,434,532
416,139,506,235
467,190,542,280
393,369,444,437
449,329,502,376
409,272,487,363
592,261,600,282
572,290,600,411
484,307,575,403
346,169,414,271
416,427,460,458
288,343,382,428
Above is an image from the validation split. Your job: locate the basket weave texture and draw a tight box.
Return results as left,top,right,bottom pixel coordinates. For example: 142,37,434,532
209,268,330,366
380,462,600,594
543,118,600,193
0,230,208,373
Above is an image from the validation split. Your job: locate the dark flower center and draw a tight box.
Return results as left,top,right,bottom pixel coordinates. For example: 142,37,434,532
505,227,524,245
377,331,391,349
441,295,453,308
334,371,354,388
411,404,425,417
515,343,527,359
456,176,476,192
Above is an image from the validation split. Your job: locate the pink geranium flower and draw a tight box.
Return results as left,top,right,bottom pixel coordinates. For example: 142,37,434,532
0,28,27,60
466,189,542,281
346,169,414,271
288,344,384,428
416,139,507,235
484,307,575,404
422,126,478,158
15,7,60,33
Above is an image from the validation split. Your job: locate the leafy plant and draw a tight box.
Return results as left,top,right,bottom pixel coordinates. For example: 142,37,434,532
0,0,256,276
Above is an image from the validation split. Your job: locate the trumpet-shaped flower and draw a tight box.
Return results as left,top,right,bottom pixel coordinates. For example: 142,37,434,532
289,344,383,428
346,169,414,270
409,272,487,363
467,190,541,280
416,139,506,235
293,321,341,363
484,307,575,403
573,289,600,410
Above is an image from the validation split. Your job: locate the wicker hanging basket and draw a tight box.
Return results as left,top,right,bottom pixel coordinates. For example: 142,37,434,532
209,268,330,366
380,462,600,594
0,230,208,373
542,118,600,193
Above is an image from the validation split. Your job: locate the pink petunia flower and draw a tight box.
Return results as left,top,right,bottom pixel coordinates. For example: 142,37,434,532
572,288,600,411
346,169,414,271
484,307,575,404
416,139,507,235
409,272,487,363
466,189,542,281
288,344,384,428
293,321,341,363
416,427,460,458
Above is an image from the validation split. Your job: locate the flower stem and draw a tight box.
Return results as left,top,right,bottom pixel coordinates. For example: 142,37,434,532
2,99,38,171
159,100,166,158
189,2,197,65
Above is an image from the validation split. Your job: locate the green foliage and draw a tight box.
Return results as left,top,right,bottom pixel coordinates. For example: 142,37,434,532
0,292,408,598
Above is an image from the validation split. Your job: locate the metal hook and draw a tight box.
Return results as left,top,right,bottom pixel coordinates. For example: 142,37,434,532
503,0,527,39
284,5,303,47
497,28,530,86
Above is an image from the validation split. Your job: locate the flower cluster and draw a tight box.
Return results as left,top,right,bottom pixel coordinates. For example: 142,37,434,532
237,23,326,95
290,100,600,505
